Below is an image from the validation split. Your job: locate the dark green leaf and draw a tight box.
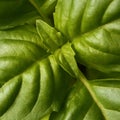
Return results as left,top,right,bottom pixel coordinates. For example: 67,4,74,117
0,0,40,30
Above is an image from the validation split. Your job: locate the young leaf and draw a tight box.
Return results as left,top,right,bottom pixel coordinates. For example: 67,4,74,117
36,19,67,53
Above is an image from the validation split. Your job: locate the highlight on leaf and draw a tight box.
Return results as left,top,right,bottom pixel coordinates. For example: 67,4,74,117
0,0,120,120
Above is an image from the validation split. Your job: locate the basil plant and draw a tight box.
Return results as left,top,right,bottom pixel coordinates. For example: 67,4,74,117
0,0,120,120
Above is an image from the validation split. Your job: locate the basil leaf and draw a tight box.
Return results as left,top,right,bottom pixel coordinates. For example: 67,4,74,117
36,19,67,53
54,0,120,38
50,79,120,120
0,24,73,120
72,19,120,75
54,0,120,75
29,0,57,16
0,0,40,30
0,0,120,119
29,0,57,25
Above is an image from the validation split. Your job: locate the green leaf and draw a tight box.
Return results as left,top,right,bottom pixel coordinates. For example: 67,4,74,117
54,42,79,78
36,19,67,53
54,0,120,76
41,114,50,120
29,0,57,25
72,19,120,75
34,18,120,119
0,0,120,119
0,0,40,30
54,0,120,38
36,20,79,78
0,0,24,17
0,24,73,120
50,79,120,120
29,0,57,16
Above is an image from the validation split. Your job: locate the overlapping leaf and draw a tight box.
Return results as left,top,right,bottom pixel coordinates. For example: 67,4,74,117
54,0,120,39
0,0,40,30
72,19,120,76
29,0,57,25
0,23,73,120
46,0,120,119
50,79,120,120
0,0,120,120
54,0,120,75
37,19,120,120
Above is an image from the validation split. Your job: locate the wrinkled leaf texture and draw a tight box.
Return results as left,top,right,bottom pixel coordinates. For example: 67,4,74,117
50,79,120,120
0,24,73,120
0,0,120,120
50,0,120,119
54,0,120,76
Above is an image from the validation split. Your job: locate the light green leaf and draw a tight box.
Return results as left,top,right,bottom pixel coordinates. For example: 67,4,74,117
50,79,120,120
41,114,50,120
72,19,120,75
54,0,120,38
36,18,120,120
0,0,120,119
36,19,67,53
54,0,120,76
54,42,79,78
0,24,73,120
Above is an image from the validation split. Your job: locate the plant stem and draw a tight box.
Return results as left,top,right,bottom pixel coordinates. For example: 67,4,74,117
29,0,52,25
77,70,107,120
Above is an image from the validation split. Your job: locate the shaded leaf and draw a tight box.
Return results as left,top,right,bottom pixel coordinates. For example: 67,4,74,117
0,0,40,30
29,0,57,25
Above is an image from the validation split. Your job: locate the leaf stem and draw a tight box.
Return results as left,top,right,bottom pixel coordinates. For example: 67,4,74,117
29,0,52,25
77,70,107,120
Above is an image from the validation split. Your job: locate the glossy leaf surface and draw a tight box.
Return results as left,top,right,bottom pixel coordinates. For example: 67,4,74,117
54,0,120,38
0,0,120,119
50,79,120,120
0,23,73,120
72,19,120,75
54,0,120,75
